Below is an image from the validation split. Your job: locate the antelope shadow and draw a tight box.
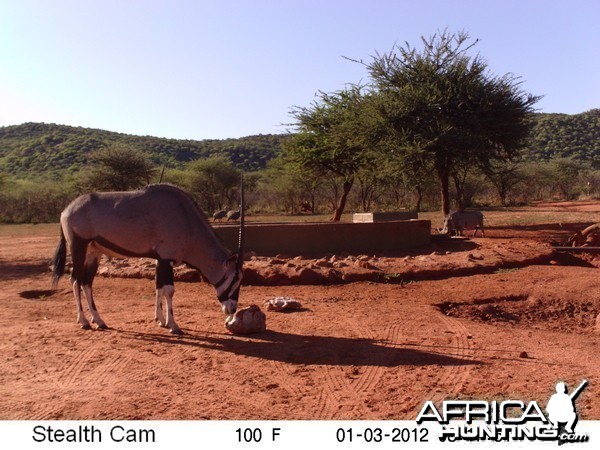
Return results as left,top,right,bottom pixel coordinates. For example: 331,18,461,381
118,328,482,368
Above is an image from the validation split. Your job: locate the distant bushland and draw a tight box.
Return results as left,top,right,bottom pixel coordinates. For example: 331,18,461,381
1,108,599,224
0,122,286,177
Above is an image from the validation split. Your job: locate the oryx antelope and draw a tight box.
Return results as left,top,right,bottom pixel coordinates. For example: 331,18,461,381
51,183,244,334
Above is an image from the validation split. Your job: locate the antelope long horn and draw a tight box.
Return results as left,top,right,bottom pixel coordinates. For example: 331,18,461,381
237,174,245,270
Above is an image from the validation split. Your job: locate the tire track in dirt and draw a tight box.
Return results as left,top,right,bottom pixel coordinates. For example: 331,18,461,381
431,313,476,401
199,336,290,419
28,403,65,420
319,317,363,419
256,323,344,419
352,325,385,394
318,318,397,419
450,317,476,396
0,398,58,420
374,313,476,416
57,346,98,388
122,359,162,384
262,329,348,419
193,336,264,418
321,366,350,418
25,343,101,418
377,319,427,415
314,389,332,419
269,358,305,399
56,338,132,390
92,353,131,386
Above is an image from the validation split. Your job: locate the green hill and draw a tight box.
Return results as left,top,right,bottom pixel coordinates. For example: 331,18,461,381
0,122,287,177
1,109,598,178
525,109,600,167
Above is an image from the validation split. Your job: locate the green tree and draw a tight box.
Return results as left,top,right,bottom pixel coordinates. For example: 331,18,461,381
80,144,155,192
365,30,540,215
258,164,304,214
255,154,322,215
519,162,557,202
483,161,525,206
286,86,377,221
185,156,240,213
451,164,488,209
548,158,591,200
374,136,435,212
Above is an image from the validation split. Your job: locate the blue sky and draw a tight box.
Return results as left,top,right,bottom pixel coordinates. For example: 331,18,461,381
0,0,598,140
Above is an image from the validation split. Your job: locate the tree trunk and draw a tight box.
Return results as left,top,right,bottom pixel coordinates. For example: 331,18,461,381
499,184,507,207
414,185,423,213
437,167,451,216
453,174,465,211
332,179,353,221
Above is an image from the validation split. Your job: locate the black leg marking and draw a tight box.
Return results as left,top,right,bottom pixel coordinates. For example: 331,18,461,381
155,259,174,288
83,257,99,286
155,260,181,334
70,234,89,284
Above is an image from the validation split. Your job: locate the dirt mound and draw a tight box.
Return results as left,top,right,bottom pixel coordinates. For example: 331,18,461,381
95,238,556,285
439,296,600,332
437,265,600,333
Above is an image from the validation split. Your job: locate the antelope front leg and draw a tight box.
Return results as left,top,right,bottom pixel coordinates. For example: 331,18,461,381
156,259,182,334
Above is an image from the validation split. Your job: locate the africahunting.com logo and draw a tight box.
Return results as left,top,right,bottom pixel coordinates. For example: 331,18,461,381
416,380,589,444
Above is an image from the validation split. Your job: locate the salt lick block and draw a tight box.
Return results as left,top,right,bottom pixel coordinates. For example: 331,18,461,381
264,296,303,312
225,305,267,334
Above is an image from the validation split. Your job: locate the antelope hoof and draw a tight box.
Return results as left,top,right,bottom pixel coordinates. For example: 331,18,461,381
93,318,108,329
80,322,92,330
170,327,184,335
157,320,167,328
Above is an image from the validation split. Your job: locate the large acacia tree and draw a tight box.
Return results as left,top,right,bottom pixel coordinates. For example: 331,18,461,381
366,30,540,215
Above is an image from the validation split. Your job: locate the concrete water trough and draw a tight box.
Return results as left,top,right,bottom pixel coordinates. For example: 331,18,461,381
213,219,431,255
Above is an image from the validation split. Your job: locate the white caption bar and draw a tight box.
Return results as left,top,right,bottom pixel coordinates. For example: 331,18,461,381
2,420,598,450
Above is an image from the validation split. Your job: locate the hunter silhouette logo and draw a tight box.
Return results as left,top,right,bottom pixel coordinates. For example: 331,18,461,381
546,379,588,443
417,379,590,443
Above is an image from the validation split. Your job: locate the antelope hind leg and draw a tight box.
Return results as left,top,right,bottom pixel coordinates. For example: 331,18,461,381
70,235,92,330
155,287,167,327
72,281,91,329
82,253,107,329
82,285,108,329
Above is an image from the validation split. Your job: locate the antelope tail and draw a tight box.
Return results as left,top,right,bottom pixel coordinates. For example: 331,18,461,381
51,228,67,288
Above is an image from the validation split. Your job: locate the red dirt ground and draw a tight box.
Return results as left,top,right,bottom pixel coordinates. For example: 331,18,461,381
0,203,599,420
